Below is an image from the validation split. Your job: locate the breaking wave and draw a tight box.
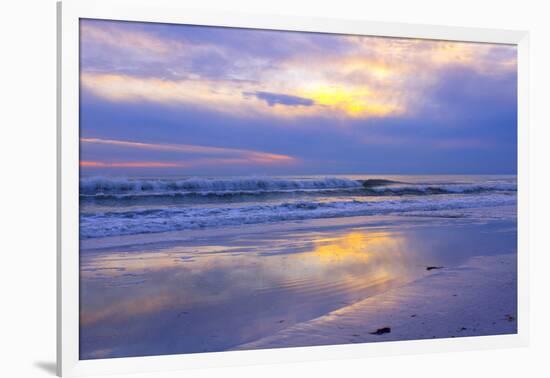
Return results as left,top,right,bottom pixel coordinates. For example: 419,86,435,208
80,176,365,195
80,176,516,200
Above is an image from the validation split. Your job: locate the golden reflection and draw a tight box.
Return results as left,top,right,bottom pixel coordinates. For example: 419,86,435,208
308,231,402,263
288,231,412,292
80,229,414,327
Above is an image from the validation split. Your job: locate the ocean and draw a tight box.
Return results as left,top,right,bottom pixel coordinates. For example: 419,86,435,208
80,174,517,239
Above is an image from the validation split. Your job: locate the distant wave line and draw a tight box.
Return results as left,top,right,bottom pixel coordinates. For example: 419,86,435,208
79,176,516,197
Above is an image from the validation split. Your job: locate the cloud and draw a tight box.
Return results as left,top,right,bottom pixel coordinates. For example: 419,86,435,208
80,158,292,170
359,134,491,150
80,20,231,81
80,138,297,168
80,71,403,119
244,91,314,107
78,20,517,174
80,161,185,168
80,20,181,55
80,20,515,121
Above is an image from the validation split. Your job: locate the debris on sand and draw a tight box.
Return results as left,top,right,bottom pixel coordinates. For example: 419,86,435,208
369,327,391,335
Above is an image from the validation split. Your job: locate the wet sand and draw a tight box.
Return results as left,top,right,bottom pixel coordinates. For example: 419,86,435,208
79,213,517,359
235,254,517,350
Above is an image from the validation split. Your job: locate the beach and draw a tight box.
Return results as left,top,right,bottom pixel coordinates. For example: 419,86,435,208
235,253,517,350
79,175,517,359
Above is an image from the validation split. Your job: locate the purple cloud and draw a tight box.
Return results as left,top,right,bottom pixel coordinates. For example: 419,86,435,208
244,91,315,107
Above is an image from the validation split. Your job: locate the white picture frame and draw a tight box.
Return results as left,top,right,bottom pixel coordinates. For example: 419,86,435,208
57,1,530,376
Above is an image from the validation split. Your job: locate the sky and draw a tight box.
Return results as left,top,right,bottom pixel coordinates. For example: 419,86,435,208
79,19,517,176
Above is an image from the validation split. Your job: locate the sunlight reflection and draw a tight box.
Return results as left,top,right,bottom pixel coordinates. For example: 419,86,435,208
308,231,403,263
80,229,414,331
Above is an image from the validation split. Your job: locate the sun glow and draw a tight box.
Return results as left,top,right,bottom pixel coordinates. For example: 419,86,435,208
304,86,401,117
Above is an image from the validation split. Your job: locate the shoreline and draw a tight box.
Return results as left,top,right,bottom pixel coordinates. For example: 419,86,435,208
80,206,516,251
234,253,517,350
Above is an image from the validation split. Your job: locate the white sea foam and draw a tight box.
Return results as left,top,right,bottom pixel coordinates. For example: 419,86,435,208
80,193,516,239
79,176,516,200
366,182,517,195
80,176,363,195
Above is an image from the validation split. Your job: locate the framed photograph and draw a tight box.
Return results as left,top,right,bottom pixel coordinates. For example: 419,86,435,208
57,1,529,376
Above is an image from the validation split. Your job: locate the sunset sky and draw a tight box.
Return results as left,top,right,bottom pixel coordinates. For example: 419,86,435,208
79,19,517,175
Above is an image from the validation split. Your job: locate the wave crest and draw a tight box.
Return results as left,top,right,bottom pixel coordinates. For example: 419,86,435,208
80,176,364,195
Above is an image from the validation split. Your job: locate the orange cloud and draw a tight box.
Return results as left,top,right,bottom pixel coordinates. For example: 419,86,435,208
80,138,297,167
80,161,184,168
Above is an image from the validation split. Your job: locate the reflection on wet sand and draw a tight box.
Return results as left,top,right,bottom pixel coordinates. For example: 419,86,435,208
304,231,409,283
79,218,516,359
80,227,416,358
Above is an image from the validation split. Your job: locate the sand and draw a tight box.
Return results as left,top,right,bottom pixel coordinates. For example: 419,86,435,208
234,254,517,350
79,214,517,359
